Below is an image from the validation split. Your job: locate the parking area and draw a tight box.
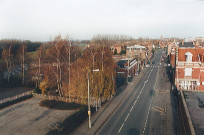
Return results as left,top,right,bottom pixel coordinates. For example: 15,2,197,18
0,97,77,135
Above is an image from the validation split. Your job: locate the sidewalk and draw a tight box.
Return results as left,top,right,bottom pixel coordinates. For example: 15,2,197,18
147,66,180,135
71,68,146,135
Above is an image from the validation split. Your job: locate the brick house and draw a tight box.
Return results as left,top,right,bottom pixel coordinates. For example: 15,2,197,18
112,44,122,54
115,58,138,85
175,42,204,91
126,45,147,67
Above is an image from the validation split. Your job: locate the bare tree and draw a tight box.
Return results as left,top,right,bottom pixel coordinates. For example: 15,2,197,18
1,45,14,84
17,44,27,86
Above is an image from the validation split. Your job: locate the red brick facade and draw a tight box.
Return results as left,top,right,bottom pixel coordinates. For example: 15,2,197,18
175,48,204,91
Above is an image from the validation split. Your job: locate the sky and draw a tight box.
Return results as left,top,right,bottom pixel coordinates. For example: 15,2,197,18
0,0,204,41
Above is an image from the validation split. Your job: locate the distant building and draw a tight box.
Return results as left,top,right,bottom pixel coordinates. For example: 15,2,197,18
126,45,146,59
111,44,122,54
115,58,139,85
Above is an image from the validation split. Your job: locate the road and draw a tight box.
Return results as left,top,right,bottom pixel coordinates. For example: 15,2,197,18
98,50,168,135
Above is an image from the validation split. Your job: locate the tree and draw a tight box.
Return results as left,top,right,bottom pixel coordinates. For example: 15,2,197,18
17,44,27,86
39,80,48,95
1,45,14,84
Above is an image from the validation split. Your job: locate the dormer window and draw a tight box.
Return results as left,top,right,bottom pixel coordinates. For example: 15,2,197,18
185,52,193,62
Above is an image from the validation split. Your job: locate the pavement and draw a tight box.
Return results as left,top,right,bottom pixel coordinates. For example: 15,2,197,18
146,63,180,135
0,98,77,135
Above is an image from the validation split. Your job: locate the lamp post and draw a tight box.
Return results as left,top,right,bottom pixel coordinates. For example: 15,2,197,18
88,69,99,128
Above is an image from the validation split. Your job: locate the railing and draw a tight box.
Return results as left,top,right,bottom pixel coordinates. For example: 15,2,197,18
0,91,33,105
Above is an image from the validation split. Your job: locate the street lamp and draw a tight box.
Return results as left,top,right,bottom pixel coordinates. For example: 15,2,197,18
88,69,99,128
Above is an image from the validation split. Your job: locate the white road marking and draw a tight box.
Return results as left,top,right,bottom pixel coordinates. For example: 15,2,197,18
134,100,137,105
130,106,134,112
118,123,124,133
142,64,159,135
125,113,130,121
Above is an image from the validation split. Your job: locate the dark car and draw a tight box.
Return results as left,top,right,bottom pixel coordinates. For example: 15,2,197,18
152,61,155,64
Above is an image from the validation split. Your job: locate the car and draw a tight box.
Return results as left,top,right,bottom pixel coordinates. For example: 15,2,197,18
152,61,155,64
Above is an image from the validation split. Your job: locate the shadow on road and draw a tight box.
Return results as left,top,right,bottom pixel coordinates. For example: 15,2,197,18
126,128,140,135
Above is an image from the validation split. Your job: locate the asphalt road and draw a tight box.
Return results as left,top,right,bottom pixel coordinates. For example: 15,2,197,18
98,50,163,135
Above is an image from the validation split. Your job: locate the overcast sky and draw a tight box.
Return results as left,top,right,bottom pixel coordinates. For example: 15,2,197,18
0,0,204,41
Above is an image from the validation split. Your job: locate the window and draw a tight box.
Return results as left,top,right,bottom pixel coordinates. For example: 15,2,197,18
185,52,193,62
185,68,192,76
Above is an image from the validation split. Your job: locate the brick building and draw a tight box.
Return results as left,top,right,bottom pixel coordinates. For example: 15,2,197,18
126,45,146,59
115,58,139,84
175,42,204,91
111,44,122,54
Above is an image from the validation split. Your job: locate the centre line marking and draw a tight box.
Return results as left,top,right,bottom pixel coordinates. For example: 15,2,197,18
118,123,124,133
125,113,130,121
130,106,134,112
134,100,137,104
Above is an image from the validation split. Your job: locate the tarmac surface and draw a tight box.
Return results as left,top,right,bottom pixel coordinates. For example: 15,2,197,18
0,98,76,135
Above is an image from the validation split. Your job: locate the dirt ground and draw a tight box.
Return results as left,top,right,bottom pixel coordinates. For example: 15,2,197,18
184,91,204,135
0,97,77,135
0,87,33,100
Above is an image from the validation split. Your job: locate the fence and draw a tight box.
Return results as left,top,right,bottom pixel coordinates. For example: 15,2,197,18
0,91,33,105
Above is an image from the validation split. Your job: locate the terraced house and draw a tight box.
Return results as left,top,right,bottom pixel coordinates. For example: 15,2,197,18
175,42,204,91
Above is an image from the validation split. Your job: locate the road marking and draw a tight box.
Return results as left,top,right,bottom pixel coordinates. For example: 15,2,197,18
125,113,130,121
130,106,134,112
151,107,165,114
118,123,124,133
134,100,137,105
142,65,159,135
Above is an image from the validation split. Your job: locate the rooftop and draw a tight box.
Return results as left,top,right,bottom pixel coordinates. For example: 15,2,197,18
179,42,195,48
127,45,146,49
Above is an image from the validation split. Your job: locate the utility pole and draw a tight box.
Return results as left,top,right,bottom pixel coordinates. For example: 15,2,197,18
128,54,130,83
88,71,91,128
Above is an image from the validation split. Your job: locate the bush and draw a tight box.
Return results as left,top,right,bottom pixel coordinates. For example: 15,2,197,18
33,87,41,94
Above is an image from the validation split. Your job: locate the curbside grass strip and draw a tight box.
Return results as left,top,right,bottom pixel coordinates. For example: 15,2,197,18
180,90,196,135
